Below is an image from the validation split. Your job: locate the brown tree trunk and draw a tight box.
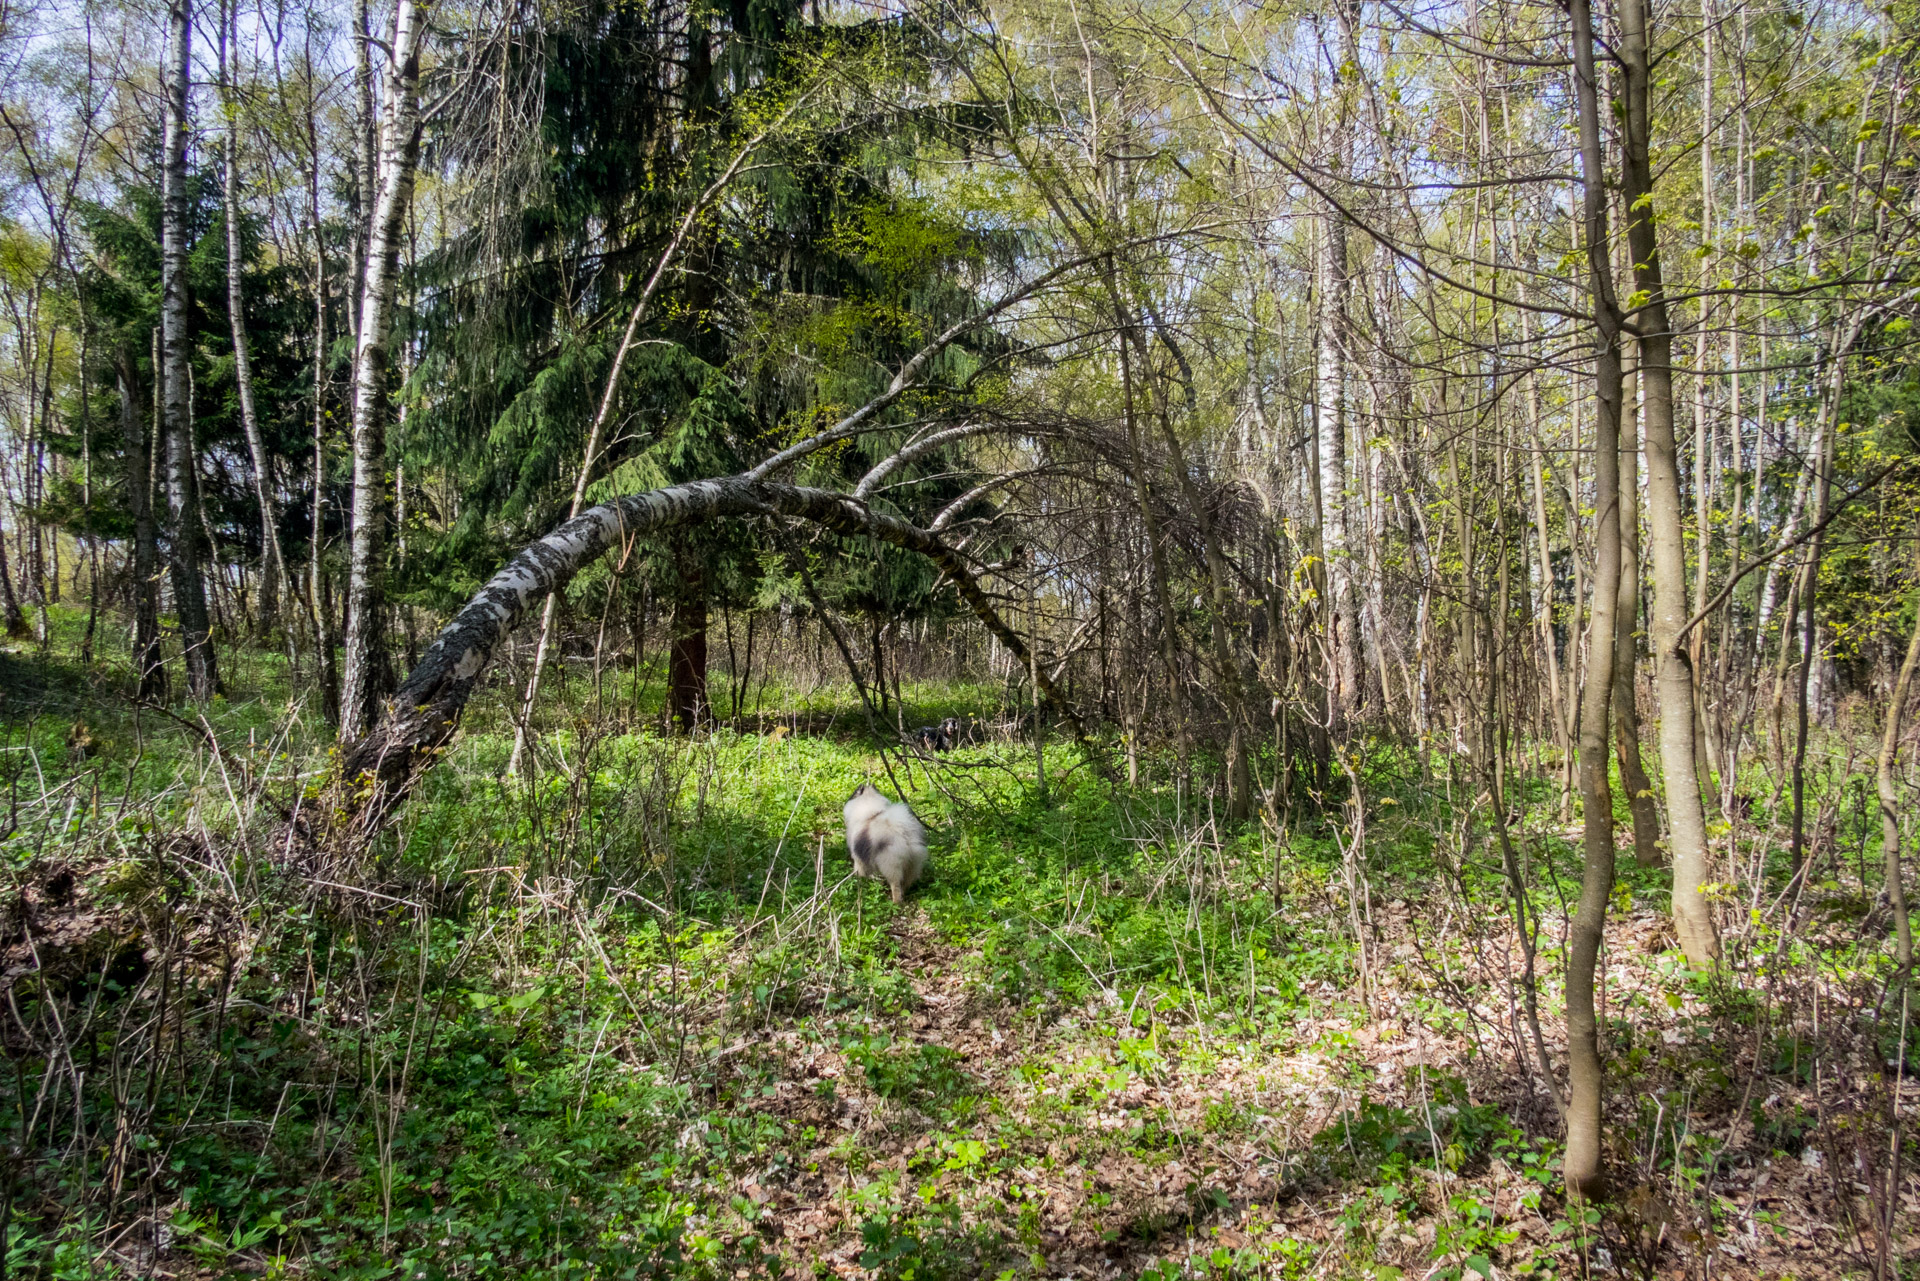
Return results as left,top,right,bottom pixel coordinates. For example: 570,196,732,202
117,350,166,696
1876,536,1920,980
160,0,219,701
669,559,709,734
1566,0,1624,1201
1618,0,1718,965
1615,342,1663,869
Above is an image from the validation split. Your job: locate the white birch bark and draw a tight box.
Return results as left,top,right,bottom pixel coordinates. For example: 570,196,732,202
340,0,430,739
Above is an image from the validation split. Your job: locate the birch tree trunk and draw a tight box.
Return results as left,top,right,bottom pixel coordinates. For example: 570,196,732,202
160,0,220,702
1619,0,1718,965
340,0,429,740
1316,208,1359,722
339,478,1110,836
1791,358,1841,873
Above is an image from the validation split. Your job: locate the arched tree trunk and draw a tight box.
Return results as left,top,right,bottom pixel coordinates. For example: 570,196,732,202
338,478,1111,838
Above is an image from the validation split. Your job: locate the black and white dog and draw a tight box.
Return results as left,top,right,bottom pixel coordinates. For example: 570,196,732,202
842,783,929,903
905,717,969,752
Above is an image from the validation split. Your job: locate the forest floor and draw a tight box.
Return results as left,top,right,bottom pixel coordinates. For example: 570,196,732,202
2,612,1913,1279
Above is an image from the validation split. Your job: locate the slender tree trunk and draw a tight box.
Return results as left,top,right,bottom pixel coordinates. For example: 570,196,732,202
1316,209,1359,722
1619,0,1718,965
306,93,340,725
1112,303,1189,788
669,554,708,734
1876,536,1920,981
1567,0,1624,1200
1692,4,1722,802
1524,317,1570,761
1791,376,1837,874
221,3,287,641
160,0,219,702
351,0,375,341
1616,343,1663,869
341,0,429,741
1030,572,1048,804
118,351,166,696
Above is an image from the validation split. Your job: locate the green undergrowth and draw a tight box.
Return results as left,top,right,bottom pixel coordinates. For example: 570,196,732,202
2,610,1908,1279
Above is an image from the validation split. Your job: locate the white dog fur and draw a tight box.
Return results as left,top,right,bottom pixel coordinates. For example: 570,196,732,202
842,783,929,903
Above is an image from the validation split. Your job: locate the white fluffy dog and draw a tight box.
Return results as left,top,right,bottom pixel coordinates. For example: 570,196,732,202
842,783,929,903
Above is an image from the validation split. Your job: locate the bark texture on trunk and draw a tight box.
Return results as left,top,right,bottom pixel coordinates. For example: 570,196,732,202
1618,0,1718,967
1615,351,1663,869
223,30,287,640
669,558,709,733
1877,536,1920,980
160,0,219,702
339,479,1109,834
0,527,28,639
118,351,167,696
340,0,428,739
1316,209,1359,721
1566,0,1623,1201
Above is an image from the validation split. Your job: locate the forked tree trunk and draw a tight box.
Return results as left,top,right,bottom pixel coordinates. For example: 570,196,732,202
1618,0,1718,966
338,479,1110,835
1566,0,1624,1201
340,0,429,740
